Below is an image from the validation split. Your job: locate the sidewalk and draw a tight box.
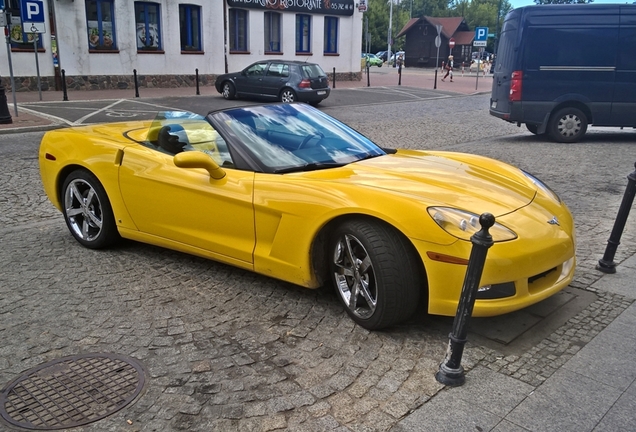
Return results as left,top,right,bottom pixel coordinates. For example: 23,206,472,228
0,66,493,134
391,253,636,432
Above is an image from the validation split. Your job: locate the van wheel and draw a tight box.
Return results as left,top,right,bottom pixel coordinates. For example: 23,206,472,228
548,107,587,143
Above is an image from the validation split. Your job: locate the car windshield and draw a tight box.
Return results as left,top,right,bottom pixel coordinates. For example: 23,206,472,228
210,103,385,173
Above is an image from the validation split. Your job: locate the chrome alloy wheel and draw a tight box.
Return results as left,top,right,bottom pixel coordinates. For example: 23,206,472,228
332,233,377,320
64,178,104,242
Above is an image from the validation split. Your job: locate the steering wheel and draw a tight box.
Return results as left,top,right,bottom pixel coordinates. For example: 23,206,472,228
298,132,325,149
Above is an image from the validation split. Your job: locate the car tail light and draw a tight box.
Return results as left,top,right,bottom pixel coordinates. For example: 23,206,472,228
299,79,311,89
509,70,522,102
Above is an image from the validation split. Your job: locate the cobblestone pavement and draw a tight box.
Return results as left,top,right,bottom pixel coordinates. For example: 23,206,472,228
1,93,635,431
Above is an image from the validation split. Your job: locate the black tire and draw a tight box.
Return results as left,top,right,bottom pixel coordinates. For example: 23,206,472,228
279,88,297,103
61,169,120,249
548,107,588,143
221,81,236,100
329,219,421,330
526,123,540,135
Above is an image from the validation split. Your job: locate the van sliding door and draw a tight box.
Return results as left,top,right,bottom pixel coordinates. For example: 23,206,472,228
612,9,636,126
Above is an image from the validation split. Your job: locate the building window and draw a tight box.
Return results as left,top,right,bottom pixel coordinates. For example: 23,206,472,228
6,0,44,50
86,0,116,51
264,12,281,53
296,14,311,53
229,9,248,52
135,2,162,51
179,4,202,52
324,16,338,54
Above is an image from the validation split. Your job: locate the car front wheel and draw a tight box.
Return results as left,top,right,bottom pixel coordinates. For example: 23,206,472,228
329,219,421,330
221,82,236,100
279,88,297,103
548,107,588,143
62,169,120,249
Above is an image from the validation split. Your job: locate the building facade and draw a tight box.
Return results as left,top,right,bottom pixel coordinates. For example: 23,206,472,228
0,0,363,92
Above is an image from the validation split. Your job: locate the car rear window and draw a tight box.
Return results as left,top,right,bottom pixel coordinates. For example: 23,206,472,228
301,64,326,79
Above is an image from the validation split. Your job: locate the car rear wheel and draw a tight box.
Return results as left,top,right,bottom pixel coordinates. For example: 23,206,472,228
329,219,420,330
62,169,120,249
221,81,236,100
279,88,297,103
548,107,588,143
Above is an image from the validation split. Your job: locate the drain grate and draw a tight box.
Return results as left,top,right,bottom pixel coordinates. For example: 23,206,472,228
0,353,145,430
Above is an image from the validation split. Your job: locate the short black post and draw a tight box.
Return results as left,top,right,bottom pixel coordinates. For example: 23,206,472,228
195,68,200,95
0,75,12,124
434,69,438,90
398,64,402,85
597,162,636,274
436,213,495,386
366,62,370,87
61,69,69,101
133,69,140,98
332,67,336,89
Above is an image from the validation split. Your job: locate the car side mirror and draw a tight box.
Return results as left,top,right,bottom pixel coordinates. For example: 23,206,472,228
173,151,226,180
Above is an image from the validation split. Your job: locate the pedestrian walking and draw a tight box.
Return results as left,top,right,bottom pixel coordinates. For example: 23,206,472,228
442,55,454,82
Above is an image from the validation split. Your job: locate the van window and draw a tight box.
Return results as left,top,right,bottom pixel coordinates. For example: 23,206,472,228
523,27,618,69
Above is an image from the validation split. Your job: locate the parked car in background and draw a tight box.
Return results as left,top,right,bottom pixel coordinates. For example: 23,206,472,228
376,50,388,62
362,53,383,67
388,51,405,66
215,60,330,105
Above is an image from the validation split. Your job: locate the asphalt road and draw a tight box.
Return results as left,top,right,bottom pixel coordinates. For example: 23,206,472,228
1,93,636,431
17,86,459,127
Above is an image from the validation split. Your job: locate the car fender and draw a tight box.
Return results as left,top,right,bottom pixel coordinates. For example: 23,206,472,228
39,128,138,231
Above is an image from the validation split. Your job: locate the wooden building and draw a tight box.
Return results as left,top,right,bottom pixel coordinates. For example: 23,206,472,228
396,16,474,68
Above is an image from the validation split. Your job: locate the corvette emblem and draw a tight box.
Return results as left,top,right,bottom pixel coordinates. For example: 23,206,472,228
547,217,560,226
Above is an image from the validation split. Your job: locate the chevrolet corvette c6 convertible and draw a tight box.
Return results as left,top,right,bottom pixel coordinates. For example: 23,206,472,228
39,104,576,330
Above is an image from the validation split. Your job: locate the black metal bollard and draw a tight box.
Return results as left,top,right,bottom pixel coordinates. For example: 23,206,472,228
398,64,402,86
366,62,370,87
61,69,69,101
133,69,140,98
436,213,495,386
597,162,636,274
332,67,336,89
195,68,200,95
0,75,12,125
434,69,438,90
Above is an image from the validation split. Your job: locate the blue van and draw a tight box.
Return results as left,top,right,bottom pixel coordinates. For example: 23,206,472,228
490,4,636,142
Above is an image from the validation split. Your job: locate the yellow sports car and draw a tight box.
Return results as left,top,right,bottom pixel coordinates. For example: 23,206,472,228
39,104,575,330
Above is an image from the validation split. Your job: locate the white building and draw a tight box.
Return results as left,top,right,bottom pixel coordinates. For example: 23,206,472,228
0,0,363,92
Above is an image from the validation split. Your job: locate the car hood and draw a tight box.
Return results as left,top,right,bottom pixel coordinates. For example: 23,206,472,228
302,150,538,216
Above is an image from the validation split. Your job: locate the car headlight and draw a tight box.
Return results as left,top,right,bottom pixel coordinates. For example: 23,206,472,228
523,171,561,203
427,207,517,242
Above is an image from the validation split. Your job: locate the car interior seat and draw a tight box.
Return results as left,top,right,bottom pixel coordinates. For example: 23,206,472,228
157,124,190,154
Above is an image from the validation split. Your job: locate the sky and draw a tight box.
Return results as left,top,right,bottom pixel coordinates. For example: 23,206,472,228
508,0,634,9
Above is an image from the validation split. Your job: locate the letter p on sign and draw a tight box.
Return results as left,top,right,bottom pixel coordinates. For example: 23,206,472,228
20,0,45,22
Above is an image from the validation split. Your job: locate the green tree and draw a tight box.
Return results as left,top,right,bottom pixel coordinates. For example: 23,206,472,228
363,0,413,53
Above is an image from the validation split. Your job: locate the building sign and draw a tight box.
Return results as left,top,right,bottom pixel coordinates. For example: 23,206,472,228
226,0,355,16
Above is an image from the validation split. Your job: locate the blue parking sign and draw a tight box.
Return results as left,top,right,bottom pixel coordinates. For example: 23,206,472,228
20,0,45,22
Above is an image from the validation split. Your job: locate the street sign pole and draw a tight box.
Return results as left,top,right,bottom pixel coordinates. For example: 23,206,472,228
3,14,18,117
434,24,442,89
32,28,41,100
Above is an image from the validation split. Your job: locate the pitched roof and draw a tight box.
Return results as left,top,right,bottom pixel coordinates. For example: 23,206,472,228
396,16,469,40
452,31,474,45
